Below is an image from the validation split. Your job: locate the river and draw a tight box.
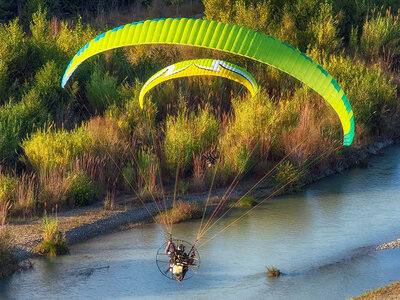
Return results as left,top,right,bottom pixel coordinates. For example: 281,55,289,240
1,146,400,300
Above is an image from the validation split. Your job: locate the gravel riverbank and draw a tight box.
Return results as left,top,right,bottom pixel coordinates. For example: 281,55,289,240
6,137,399,269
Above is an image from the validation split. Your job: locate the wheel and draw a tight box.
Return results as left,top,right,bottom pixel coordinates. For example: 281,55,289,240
155,239,200,281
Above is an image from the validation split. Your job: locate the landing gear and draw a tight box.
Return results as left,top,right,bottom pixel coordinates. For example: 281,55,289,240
155,239,200,281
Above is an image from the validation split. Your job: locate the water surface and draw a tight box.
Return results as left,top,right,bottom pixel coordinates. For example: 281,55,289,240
2,146,400,299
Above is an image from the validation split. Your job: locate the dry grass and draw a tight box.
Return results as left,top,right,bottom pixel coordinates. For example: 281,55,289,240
155,200,201,224
281,102,336,165
13,172,36,218
266,266,280,277
190,154,207,192
37,168,70,208
0,201,12,225
103,183,116,211
351,281,400,300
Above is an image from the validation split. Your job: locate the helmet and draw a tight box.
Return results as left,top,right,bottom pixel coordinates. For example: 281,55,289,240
178,244,185,251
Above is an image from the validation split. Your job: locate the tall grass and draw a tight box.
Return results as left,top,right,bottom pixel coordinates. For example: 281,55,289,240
323,53,398,140
164,106,219,173
34,211,69,257
360,8,400,67
219,92,275,176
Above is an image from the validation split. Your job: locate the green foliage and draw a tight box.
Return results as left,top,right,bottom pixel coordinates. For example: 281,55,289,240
359,10,400,63
86,69,120,114
35,212,69,256
272,161,302,193
122,164,135,191
306,2,341,57
0,175,16,204
221,92,276,175
164,107,219,172
324,54,397,136
0,60,64,166
136,148,157,192
0,98,48,167
56,17,97,57
235,197,258,207
0,18,27,102
22,126,93,171
66,171,94,207
28,5,61,66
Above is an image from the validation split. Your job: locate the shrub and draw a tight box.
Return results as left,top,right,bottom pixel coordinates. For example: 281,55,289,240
0,90,51,167
0,228,17,278
86,69,120,114
22,126,93,171
272,161,302,193
0,18,27,102
360,9,400,64
56,17,96,57
155,200,201,224
65,171,94,207
164,107,219,172
34,212,69,256
323,54,398,138
306,2,341,58
136,148,157,193
235,197,258,208
0,174,16,205
220,92,276,176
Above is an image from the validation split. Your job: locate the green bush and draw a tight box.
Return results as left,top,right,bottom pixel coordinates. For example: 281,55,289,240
34,213,69,256
86,69,120,114
66,171,94,207
0,18,27,102
56,17,96,57
220,92,276,175
235,197,258,207
0,60,64,167
164,107,219,172
272,161,302,193
360,10,400,62
0,174,16,204
323,54,398,136
22,126,94,171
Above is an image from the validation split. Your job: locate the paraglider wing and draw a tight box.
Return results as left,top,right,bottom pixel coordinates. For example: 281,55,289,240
139,59,259,108
61,18,354,146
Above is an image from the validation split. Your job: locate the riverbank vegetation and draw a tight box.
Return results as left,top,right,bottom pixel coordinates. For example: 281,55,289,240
155,200,201,224
352,281,400,299
33,212,69,256
0,227,18,278
0,0,399,225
